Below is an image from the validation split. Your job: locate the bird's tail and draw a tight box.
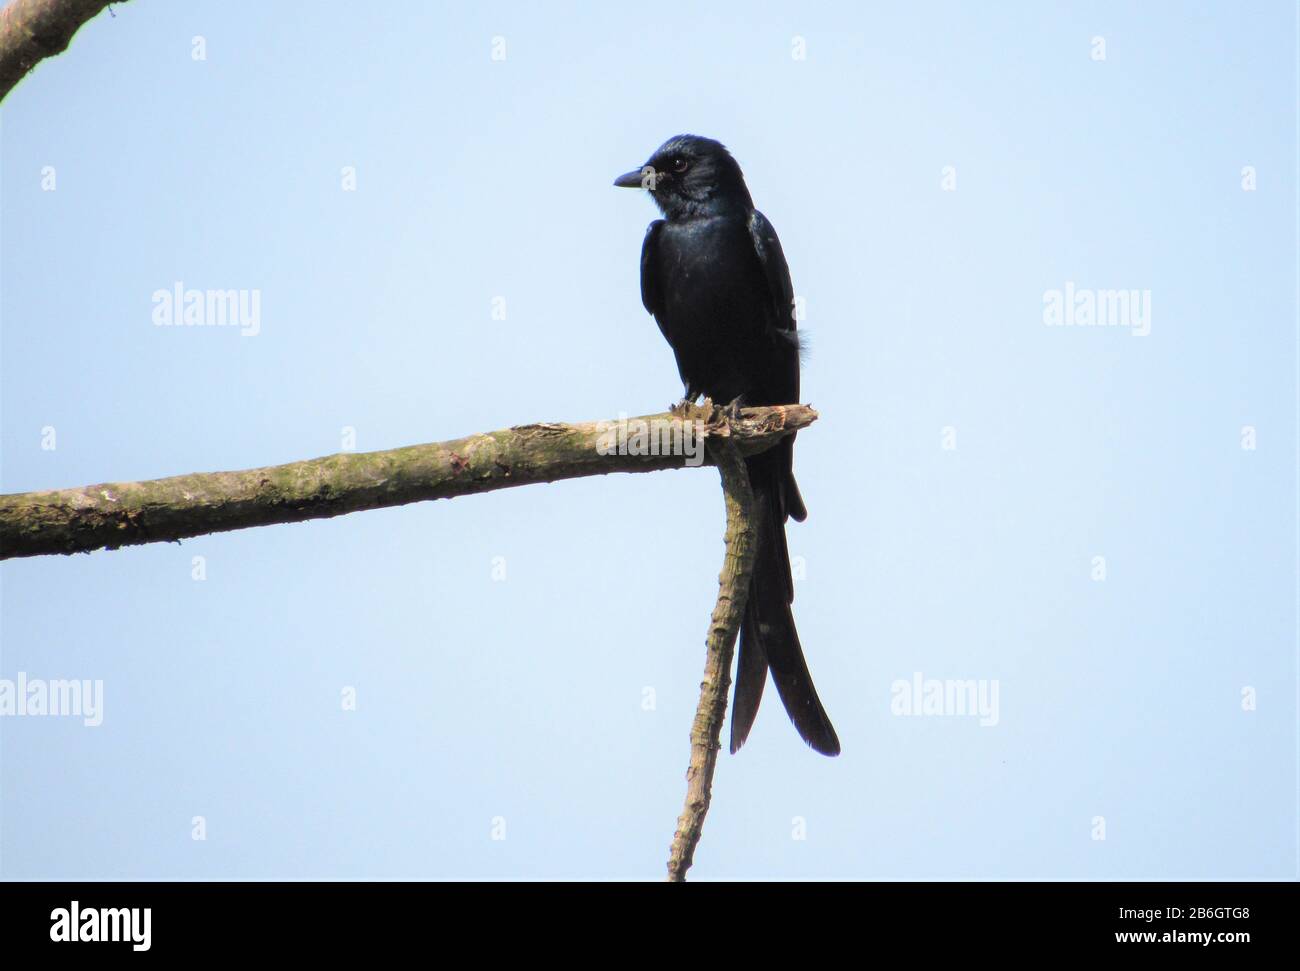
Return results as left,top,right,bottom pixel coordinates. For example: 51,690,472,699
729,452,840,756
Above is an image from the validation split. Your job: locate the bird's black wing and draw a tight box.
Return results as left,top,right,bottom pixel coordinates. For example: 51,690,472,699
639,220,665,317
747,210,797,344
746,209,807,522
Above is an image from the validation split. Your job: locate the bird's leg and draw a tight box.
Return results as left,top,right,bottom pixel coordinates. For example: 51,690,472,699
723,394,746,422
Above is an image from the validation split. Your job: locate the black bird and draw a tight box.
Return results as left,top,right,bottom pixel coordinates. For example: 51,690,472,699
615,135,840,756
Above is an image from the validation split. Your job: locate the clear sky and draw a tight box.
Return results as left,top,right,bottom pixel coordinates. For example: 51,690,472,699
1,0,1295,880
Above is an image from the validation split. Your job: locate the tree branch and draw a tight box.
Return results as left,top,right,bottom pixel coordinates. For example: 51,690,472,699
666,434,757,882
0,403,816,560
0,0,125,104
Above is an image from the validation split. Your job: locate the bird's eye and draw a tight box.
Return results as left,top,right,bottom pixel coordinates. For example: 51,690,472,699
672,157,689,173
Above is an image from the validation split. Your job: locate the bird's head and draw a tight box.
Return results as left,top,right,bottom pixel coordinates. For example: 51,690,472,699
614,134,753,218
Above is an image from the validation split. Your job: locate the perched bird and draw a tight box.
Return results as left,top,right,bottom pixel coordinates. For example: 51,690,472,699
615,135,840,756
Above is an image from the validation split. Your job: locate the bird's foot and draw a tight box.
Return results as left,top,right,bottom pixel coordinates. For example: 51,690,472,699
723,395,745,421
670,392,701,418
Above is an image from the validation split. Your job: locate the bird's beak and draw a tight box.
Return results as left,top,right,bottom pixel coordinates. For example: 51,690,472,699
614,166,653,189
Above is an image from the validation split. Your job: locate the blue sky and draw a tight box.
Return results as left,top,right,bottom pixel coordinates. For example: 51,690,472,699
1,0,1295,879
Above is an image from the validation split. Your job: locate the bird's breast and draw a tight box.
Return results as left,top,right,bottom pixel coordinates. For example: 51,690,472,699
656,218,761,303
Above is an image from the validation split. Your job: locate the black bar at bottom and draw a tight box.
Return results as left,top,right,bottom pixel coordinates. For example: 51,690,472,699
0,881,1292,954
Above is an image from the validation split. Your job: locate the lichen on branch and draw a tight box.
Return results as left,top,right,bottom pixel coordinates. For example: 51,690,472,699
0,403,816,560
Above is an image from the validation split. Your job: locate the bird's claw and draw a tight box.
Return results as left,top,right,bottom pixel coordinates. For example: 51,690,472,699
671,390,704,417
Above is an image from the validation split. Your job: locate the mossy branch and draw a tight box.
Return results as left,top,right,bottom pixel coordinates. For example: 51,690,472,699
0,404,816,560
3,401,810,877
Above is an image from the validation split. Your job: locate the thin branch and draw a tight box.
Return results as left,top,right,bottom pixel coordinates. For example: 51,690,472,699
0,0,125,104
666,433,757,882
0,404,816,560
